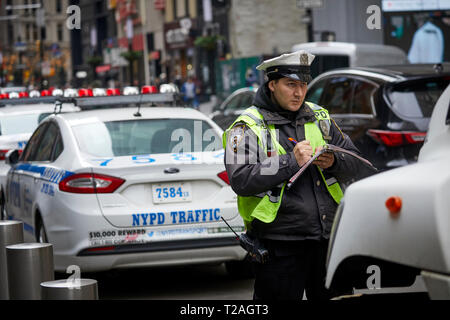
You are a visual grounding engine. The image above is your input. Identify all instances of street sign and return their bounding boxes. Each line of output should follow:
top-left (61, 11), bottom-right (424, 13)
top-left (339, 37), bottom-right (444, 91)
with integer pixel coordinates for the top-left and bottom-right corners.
top-left (296, 0), bottom-right (324, 9)
top-left (14, 42), bottom-right (27, 52)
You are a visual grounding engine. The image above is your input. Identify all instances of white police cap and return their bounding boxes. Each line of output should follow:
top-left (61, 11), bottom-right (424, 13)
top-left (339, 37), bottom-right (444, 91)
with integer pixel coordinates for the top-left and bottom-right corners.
top-left (256, 50), bottom-right (315, 83)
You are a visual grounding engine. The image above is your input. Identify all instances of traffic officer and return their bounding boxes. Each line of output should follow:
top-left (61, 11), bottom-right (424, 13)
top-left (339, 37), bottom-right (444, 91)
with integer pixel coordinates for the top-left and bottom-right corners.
top-left (223, 50), bottom-right (372, 300)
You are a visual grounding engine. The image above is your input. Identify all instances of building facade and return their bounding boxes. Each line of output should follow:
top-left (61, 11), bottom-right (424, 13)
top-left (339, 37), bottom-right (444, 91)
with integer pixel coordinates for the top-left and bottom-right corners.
top-left (228, 0), bottom-right (308, 58)
top-left (0, 0), bottom-right (72, 88)
top-left (70, 0), bottom-right (117, 88)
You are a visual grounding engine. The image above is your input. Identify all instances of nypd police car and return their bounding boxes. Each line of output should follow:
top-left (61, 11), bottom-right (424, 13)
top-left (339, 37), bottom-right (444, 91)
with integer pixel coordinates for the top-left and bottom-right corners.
top-left (0, 101), bottom-right (80, 219)
top-left (326, 85), bottom-right (450, 299)
top-left (3, 104), bottom-right (247, 273)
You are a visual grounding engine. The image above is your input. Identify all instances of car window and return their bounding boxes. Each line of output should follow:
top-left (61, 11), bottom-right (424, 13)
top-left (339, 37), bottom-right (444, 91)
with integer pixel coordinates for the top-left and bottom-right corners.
top-left (33, 123), bottom-right (59, 162)
top-left (320, 77), bottom-right (354, 114)
top-left (352, 80), bottom-right (377, 115)
top-left (223, 94), bottom-right (244, 111)
top-left (51, 134), bottom-right (64, 161)
top-left (306, 79), bottom-right (327, 105)
top-left (389, 78), bottom-right (450, 118)
top-left (240, 93), bottom-right (255, 109)
top-left (72, 119), bottom-right (222, 157)
top-left (21, 123), bottom-right (49, 162)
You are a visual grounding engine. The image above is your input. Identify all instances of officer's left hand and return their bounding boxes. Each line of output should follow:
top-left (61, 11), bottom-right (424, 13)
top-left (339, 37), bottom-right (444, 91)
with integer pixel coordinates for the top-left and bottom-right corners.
top-left (313, 146), bottom-right (335, 169)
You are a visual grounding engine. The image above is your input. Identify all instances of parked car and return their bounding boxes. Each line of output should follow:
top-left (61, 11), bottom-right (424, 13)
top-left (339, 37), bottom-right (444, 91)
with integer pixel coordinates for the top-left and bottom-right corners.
top-left (3, 105), bottom-right (247, 274)
top-left (210, 86), bottom-right (258, 130)
top-left (291, 42), bottom-right (408, 79)
top-left (325, 84), bottom-right (450, 300)
top-left (305, 63), bottom-right (450, 171)
top-left (0, 101), bottom-right (80, 219)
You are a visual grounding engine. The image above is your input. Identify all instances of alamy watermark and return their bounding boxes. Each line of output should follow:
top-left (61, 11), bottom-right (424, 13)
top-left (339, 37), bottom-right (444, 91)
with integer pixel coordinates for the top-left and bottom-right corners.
top-left (367, 5), bottom-right (382, 30)
top-left (366, 265), bottom-right (381, 290)
top-left (66, 5), bottom-right (81, 30)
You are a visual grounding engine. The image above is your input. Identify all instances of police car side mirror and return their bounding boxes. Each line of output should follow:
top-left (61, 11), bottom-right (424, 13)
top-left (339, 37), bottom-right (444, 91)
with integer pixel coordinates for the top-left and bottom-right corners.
top-left (5, 150), bottom-right (20, 166)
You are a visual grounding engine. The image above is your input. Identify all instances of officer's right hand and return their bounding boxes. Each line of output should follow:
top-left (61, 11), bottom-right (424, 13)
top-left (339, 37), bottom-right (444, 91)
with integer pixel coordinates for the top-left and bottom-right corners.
top-left (293, 140), bottom-right (313, 167)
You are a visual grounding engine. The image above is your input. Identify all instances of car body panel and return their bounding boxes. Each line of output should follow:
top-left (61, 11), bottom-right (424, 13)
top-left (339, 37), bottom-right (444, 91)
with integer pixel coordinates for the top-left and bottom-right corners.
top-left (326, 85), bottom-right (450, 299)
top-left (0, 103), bottom-right (80, 207)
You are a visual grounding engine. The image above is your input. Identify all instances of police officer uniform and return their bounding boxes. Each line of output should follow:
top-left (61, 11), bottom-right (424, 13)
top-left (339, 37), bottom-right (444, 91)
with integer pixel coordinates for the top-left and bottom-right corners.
top-left (223, 51), bottom-right (370, 300)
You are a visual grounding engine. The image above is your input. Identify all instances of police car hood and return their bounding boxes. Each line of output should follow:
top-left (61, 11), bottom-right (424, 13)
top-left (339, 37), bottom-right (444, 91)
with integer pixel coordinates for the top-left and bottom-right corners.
top-left (79, 151), bottom-right (239, 228)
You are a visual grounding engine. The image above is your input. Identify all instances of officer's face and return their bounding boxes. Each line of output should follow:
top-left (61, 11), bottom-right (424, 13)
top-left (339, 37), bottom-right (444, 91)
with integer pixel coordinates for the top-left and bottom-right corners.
top-left (269, 78), bottom-right (308, 112)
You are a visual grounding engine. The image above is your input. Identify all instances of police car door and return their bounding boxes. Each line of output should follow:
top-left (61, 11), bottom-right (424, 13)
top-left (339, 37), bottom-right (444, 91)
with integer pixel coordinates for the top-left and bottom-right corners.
top-left (21, 122), bottom-right (61, 240)
top-left (7, 122), bottom-right (49, 234)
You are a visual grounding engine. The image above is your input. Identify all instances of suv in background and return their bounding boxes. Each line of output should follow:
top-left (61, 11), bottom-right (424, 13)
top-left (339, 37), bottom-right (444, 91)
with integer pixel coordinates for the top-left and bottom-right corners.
top-left (325, 84), bottom-right (450, 300)
top-left (305, 63), bottom-right (450, 171)
top-left (291, 42), bottom-right (408, 79)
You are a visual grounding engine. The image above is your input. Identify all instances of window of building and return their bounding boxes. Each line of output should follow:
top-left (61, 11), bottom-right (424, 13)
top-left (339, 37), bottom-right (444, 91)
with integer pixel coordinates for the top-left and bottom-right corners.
top-left (57, 24), bottom-right (64, 42)
top-left (56, 0), bottom-right (63, 13)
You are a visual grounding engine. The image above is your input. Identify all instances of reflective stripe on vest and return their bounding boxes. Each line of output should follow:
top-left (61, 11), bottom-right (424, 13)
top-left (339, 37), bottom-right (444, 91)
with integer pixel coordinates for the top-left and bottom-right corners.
top-left (223, 103), bottom-right (343, 226)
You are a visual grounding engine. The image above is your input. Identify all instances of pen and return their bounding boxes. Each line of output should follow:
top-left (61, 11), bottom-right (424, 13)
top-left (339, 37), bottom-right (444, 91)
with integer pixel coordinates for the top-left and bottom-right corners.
top-left (288, 138), bottom-right (298, 145)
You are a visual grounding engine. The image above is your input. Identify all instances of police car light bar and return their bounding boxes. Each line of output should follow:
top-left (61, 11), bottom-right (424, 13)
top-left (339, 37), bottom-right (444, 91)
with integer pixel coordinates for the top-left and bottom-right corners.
top-left (0, 93), bottom-right (180, 109)
top-left (0, 96), bottom-right (69, 107)
top-left (75, 93), bottom-right (180, 110)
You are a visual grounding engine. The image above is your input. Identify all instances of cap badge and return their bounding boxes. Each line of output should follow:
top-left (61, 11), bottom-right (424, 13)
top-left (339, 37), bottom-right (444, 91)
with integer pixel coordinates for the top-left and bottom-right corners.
top-left (300, 53), bottom-right (309, 66)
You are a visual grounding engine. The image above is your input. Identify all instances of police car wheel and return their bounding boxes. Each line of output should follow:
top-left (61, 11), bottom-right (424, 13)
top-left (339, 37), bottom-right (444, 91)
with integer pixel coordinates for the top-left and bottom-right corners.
top-left (0, 190), bottom-right (5, 220)
top-left (225, 258), bottom-right (255, 279)
top-left (36, 216), bottom-right (48, 243)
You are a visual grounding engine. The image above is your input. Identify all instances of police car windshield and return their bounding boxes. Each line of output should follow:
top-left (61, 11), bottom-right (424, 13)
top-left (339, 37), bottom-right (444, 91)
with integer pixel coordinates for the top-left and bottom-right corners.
top-left (388, 78), bottom-right (450, 118)
top-left (72, 119), bottom-right (222, 157)
top-left (0, 113), bottom-right (52, 136)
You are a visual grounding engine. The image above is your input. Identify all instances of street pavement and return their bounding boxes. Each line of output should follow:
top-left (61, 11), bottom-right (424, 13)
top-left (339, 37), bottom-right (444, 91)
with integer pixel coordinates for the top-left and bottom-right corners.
top-left (71, 263), bottom-right (254, 300)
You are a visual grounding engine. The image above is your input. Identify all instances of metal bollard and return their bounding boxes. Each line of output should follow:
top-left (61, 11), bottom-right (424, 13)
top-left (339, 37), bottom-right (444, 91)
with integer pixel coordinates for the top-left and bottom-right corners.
top-left (0, 221), bottom-right (24, 300)
top-left (6, 243), bottom-right (54, 300)
top-left (41, 279), bottom-right (99, 300)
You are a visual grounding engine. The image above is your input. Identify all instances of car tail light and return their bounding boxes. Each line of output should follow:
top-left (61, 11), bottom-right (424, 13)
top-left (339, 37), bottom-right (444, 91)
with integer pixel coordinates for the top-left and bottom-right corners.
top-left (141, 85), bottom-right (158, 94)
top-left (106, 88), bottom-right (121, 96)
top-left (217, 171), bottom-right (230, 185)
top-left (0, 150), bottom-right (9, 161)
top-left (367, 130), bottom-right (427, 147)
top-left (59, 173), bottom-right (125, 194)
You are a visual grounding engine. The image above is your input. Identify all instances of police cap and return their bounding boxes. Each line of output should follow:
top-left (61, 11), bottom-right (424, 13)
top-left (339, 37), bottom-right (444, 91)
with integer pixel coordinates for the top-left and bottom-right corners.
top-left (256, 50), bottom-right (315, 83)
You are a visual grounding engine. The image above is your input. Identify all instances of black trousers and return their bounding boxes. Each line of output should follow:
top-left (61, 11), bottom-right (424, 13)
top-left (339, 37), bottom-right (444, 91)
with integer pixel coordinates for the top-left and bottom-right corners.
top-left (252, 239), bottom-right (339, 300)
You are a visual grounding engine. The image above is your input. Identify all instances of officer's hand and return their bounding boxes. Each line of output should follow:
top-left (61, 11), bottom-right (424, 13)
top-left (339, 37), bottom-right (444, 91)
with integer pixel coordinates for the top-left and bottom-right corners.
top-left (313, 146), bottom-right (335, 169)
top-left (293, 140), bottom-right (313, 167)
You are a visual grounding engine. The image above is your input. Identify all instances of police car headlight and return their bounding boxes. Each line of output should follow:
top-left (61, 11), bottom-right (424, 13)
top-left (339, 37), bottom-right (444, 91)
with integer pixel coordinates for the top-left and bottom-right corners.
top-left (326, 199), bottom-right (345, 268)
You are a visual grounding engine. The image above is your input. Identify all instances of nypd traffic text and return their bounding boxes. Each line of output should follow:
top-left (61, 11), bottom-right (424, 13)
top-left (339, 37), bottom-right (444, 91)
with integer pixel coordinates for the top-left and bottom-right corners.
top-left (132, 208), bottom-right (221, 226)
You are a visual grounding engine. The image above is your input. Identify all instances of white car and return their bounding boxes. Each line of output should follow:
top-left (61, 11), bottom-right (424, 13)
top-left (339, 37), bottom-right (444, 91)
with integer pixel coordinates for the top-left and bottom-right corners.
top-left (4, 106), bottom-right (247, 273)
top-left (0, 102), bottom-right (80, 218)
top-left (326, 85), bottom-right (450, 299)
